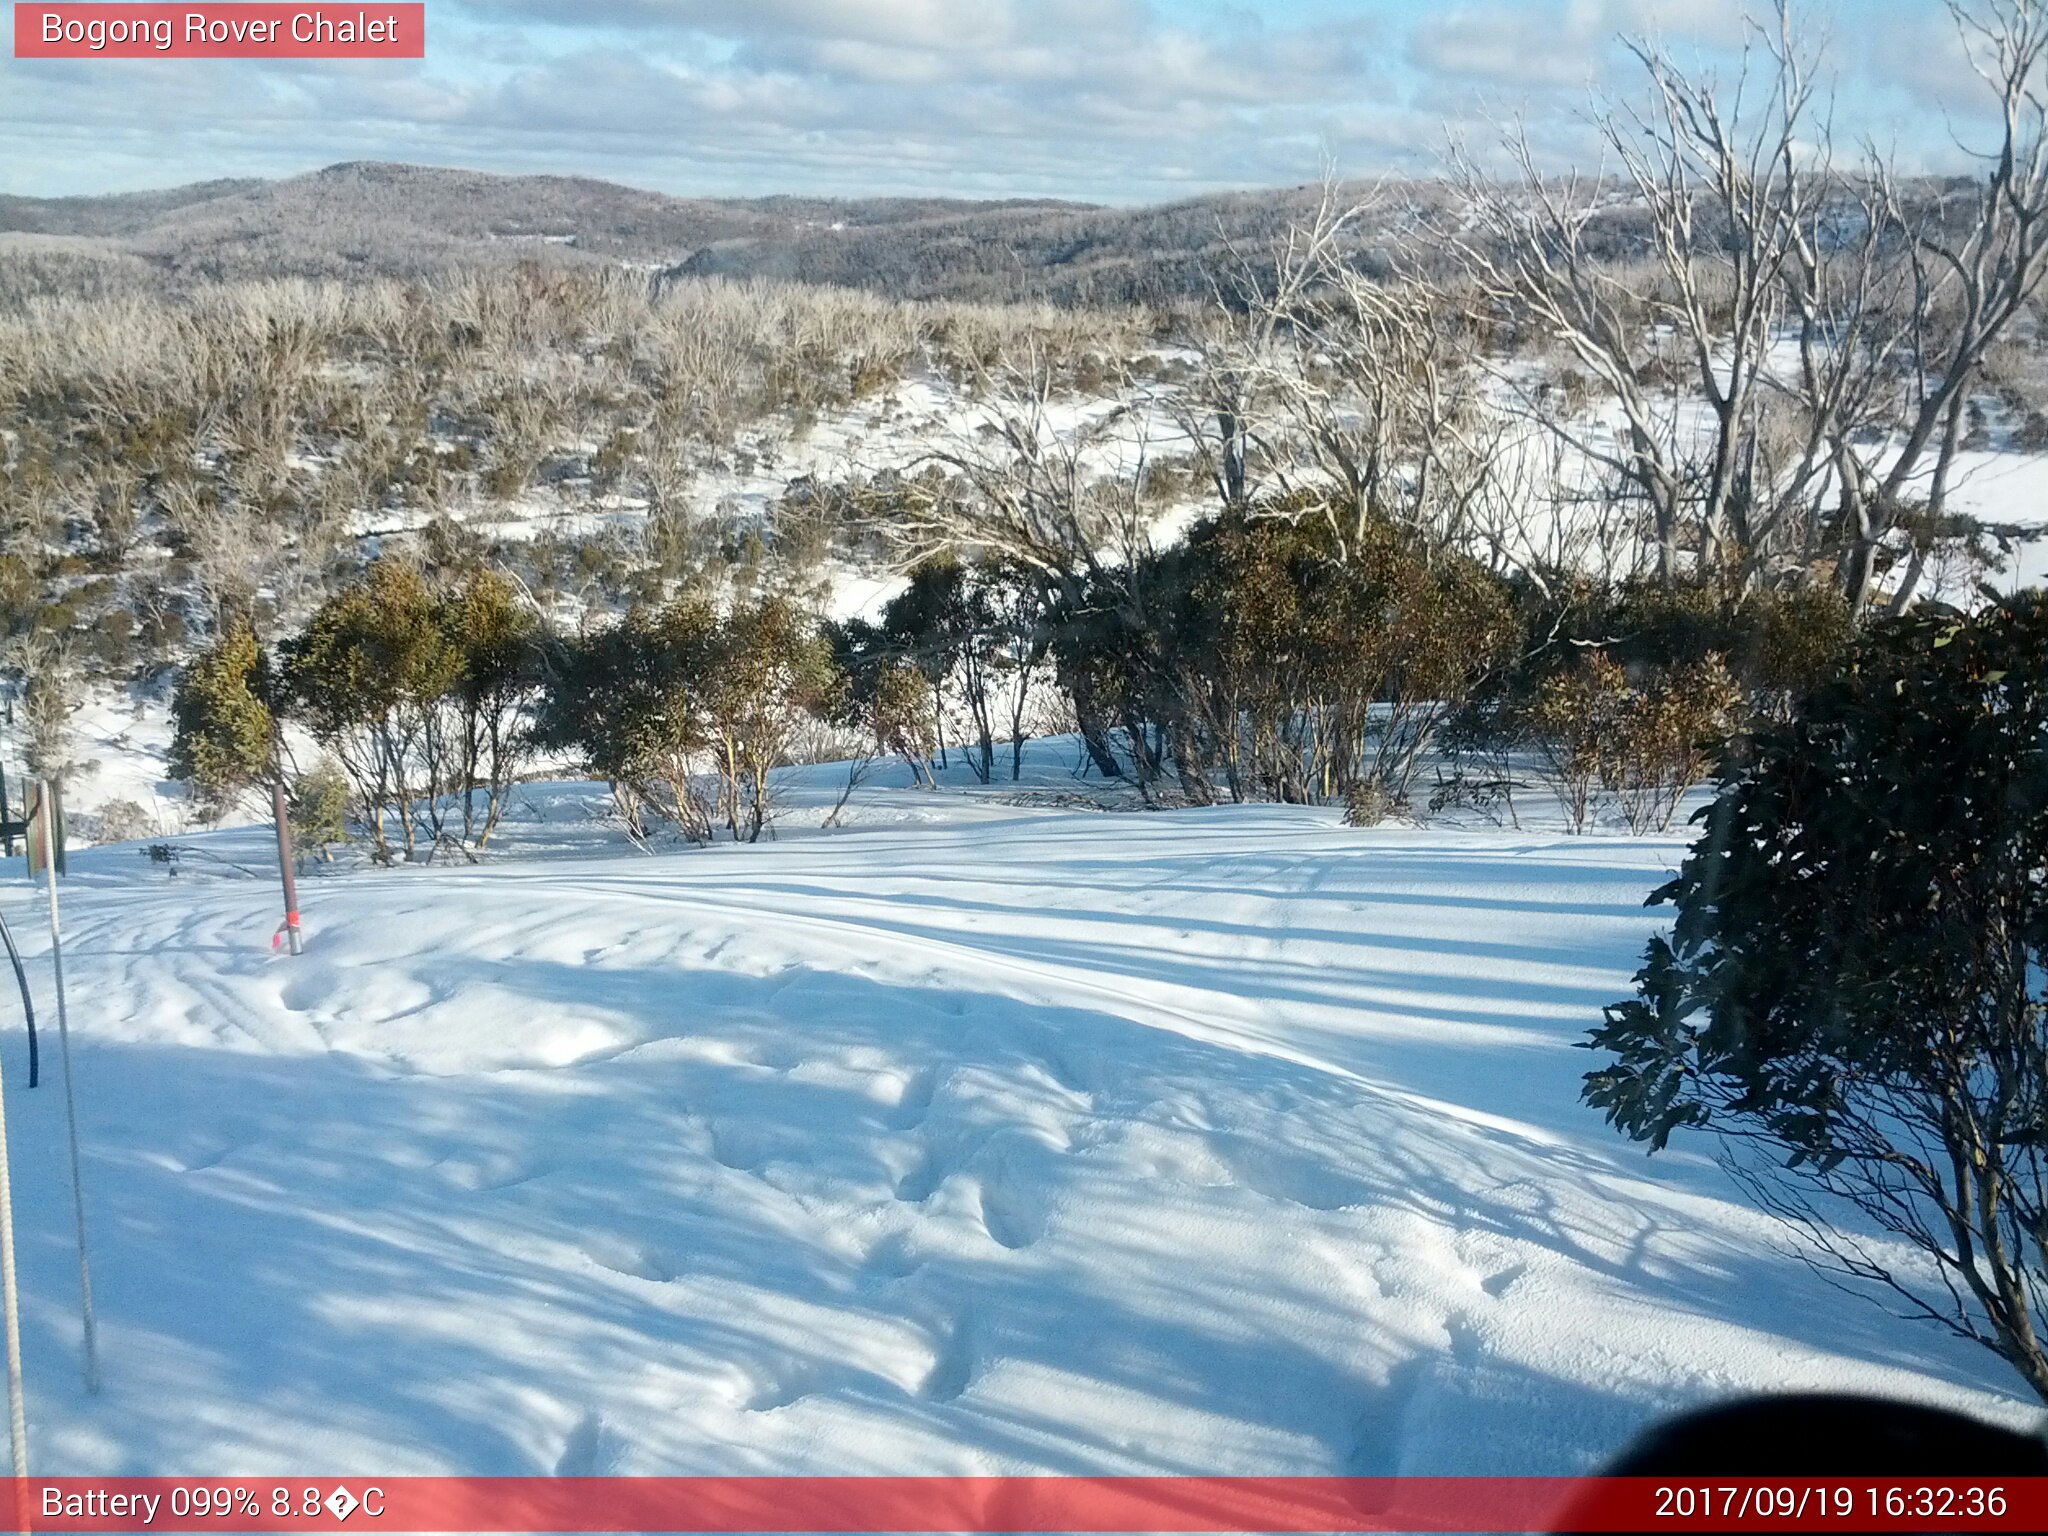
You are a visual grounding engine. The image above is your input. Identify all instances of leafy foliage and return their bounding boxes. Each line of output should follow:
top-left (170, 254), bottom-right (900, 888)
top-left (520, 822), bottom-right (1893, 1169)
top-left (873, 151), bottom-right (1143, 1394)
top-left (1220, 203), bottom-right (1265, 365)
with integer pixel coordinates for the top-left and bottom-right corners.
top-left (1049, 504), bottom-right (1518, 808)
top-left (281, 559), bottom-right (539, 861)
top-left (287, 760), bottom-right (351, 864)
top-left (1584, 596), bottom-right (2048, 1399)
top-left (535, 603), bottom-right (714, 842)
top-left (439, 567), bottom-right (545, 846)
top-left (537, 594), bottom-right (839, 844)
top-left (167, 621), bottom-right (274, 818)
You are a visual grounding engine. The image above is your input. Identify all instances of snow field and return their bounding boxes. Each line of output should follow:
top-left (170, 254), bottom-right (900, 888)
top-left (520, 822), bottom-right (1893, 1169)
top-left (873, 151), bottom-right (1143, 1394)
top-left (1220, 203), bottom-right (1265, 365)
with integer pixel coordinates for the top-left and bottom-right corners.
top-left (0, 777), bottom-right (2033, 1478)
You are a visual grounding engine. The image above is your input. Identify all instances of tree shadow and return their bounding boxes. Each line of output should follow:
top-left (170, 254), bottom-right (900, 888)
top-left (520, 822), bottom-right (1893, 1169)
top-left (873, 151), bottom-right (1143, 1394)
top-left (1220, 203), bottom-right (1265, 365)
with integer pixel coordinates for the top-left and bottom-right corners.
top-left (0, 939), bottom-right (2022, 1478)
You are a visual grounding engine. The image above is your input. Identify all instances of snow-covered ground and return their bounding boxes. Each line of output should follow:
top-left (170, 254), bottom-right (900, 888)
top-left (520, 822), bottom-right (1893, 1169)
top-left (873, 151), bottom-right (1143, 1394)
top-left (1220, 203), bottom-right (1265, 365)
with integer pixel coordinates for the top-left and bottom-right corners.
top-left (49, 688), bottom-right (182, 840)
top-left (0, 756), bottom-right (2031, 1477)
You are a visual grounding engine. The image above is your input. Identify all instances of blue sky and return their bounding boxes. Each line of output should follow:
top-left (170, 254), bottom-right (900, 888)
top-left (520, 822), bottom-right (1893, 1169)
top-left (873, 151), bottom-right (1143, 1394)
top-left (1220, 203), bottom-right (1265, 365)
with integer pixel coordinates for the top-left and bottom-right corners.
top-left (0, 0), bottom-right (2004, 202)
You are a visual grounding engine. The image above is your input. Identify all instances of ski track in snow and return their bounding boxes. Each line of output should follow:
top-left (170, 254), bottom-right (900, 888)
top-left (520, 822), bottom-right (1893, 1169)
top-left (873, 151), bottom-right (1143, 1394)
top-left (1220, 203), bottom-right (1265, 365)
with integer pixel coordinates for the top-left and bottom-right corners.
top-left (0, 782), bottom-right (2034, 1477)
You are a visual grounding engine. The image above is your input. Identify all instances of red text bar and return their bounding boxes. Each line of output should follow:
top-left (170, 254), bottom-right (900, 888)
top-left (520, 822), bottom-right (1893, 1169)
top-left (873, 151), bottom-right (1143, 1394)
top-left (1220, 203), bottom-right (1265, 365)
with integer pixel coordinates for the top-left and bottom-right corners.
top-left (13, 5), bottom-right (424, 58)
top-left (9, 1476), bottom-right (2048, 1533)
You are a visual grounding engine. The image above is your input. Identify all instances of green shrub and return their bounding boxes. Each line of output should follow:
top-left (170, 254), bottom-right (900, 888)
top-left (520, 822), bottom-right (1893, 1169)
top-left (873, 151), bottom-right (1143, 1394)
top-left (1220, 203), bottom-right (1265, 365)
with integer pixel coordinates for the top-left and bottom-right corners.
top-left (1586, 595), bottom-right (2048, 1402)
top-left (287, 760), bottom-right (351, 864)
top-left (167, 622), bottom-right (275, 818)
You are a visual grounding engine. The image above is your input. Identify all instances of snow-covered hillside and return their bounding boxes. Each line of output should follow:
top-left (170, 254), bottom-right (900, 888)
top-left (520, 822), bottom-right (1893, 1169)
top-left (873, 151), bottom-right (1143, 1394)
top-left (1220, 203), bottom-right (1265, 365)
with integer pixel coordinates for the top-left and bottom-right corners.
top-left (0, 765), bottom-right (2030, 1477)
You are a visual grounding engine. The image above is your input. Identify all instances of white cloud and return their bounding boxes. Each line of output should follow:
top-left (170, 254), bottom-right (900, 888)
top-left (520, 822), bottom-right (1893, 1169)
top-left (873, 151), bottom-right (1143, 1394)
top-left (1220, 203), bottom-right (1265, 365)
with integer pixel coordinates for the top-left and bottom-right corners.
top-left (1409, 0), bottom-right (1752, 92)
top-left (0, 0), bottom-right (2018, 202)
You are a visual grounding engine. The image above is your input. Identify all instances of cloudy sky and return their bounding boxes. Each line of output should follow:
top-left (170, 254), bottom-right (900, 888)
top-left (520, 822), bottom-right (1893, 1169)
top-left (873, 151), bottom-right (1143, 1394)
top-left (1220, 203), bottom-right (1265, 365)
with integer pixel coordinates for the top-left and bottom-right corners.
top-left (0, 0), bottom-right (2010, 203)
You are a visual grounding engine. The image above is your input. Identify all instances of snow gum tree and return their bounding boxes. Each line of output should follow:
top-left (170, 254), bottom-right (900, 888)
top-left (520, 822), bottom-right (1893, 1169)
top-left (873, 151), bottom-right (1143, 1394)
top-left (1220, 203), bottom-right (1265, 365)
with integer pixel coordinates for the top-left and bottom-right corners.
top-left (825, 618), bottom-right (940, 787)
top-left (286, 760), bottom-right (351, 865)
top-left (240, 559), bottom-right (548, 861)
top-left (284, 559), bottom-right (460, 861)
top-left (534, 604), bottom-right (717, 844)
top-left (537, 595), bottom-right (840, 845)
top-left (167, 620), bottom-right (276, 820)
top-left (873, 557), bottom-right (1049, 786)
top-left (1108, 504), bottom-right (1518, 808)
top-left (439, 567), bottom-right (544, 847)
top-left (698, 596), bottom-right (841, 842)
top-left (1447, 0), bottom-right (2048, 608)
top-left (1002, 497), bottom-right (1525, 809)
top-left (1585, 595), bottom-right (2048, 1401)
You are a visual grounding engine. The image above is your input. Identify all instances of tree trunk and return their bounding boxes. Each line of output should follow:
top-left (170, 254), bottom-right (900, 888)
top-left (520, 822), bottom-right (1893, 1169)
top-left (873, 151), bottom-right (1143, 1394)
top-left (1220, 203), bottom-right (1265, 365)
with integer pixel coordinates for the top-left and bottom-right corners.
top-left (1066, 673), bottom-right (1123, 779)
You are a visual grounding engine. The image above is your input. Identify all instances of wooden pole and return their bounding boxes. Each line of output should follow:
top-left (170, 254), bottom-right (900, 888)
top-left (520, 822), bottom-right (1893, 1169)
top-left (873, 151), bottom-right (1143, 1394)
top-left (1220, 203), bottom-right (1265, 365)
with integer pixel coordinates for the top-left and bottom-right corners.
top-left (0, 697), bottom-right (14, 859)
top-left (271, 749), bottom-right (302, 957)
top-left (270, 724), bottom-right (301, 962)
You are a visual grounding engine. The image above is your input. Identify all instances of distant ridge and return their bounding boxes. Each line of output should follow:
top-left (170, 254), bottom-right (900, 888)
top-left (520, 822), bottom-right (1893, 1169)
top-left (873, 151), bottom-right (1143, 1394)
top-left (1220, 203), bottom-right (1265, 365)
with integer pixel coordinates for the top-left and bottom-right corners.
top-left (0, 160), bottom-right (1402, 305)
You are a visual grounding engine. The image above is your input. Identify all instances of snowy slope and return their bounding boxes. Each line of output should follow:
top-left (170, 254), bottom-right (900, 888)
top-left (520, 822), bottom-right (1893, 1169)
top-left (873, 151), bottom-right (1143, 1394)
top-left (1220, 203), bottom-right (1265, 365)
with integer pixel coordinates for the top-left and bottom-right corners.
top-left (0, 777), bottom-right (2033, 1477)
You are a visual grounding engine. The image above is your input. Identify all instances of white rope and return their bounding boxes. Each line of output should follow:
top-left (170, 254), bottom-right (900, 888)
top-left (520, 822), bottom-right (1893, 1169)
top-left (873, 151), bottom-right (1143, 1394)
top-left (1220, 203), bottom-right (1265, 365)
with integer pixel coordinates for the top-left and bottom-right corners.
top-left (38, 785), bottom-right (98, 1394)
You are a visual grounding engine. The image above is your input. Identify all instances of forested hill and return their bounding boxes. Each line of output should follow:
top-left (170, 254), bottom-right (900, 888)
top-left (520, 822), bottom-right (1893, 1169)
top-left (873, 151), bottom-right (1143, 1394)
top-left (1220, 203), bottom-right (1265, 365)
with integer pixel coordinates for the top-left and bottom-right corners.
top-left (668, 184), bottom-right (1425, 305)
top-left (0, 161), bottom-right (1413, 303)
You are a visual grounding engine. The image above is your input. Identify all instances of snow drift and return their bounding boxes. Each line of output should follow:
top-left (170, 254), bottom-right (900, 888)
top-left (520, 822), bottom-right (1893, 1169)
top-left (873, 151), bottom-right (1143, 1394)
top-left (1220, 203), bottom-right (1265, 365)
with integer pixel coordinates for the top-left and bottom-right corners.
top-left (0, 770), bottom-right (2030, 1476)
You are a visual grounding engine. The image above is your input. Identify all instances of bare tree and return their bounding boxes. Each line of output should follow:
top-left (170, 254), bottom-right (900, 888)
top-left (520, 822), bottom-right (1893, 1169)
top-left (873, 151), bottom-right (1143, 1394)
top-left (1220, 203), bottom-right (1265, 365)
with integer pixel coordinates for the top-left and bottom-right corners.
top-left (1800, 1), bottom-right (2048, 610)
top-left (1171, 180), bottom-right (1352, 511)
top-left (1173, 178), bottom-right (1508, 566)
top-left (1449, 4), bottom-right (1822, 588)
top-left (1447, 0), bottom-right (2048, 607)
top-left (159, 478), bottom-right (283, 632)
top-left (3, 630), bottom-right (79, 781)
top-left (879, 348), bottom-right (1158, 589)
top-left (864, 350), bottom-right (1164, 779)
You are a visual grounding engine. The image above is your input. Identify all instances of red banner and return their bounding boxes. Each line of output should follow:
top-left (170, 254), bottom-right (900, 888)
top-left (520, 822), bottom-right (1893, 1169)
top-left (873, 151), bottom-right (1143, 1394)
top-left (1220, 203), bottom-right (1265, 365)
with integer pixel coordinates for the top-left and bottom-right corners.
top-left (13, 5), bottom-right (424, 58)
top-left (8, 1476), bottom-right (2048, 1533)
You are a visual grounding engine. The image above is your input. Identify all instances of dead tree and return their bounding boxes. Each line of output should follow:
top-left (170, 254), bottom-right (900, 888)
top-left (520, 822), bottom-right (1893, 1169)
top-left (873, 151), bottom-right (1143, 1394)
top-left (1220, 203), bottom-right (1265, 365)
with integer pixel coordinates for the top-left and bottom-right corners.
top-left (1800, 1), bottom-right (2048, 611)
top-left (1449, 3), bottom-right (1821, 589)
top-left (871, 350), bottom-right (1160, 780)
